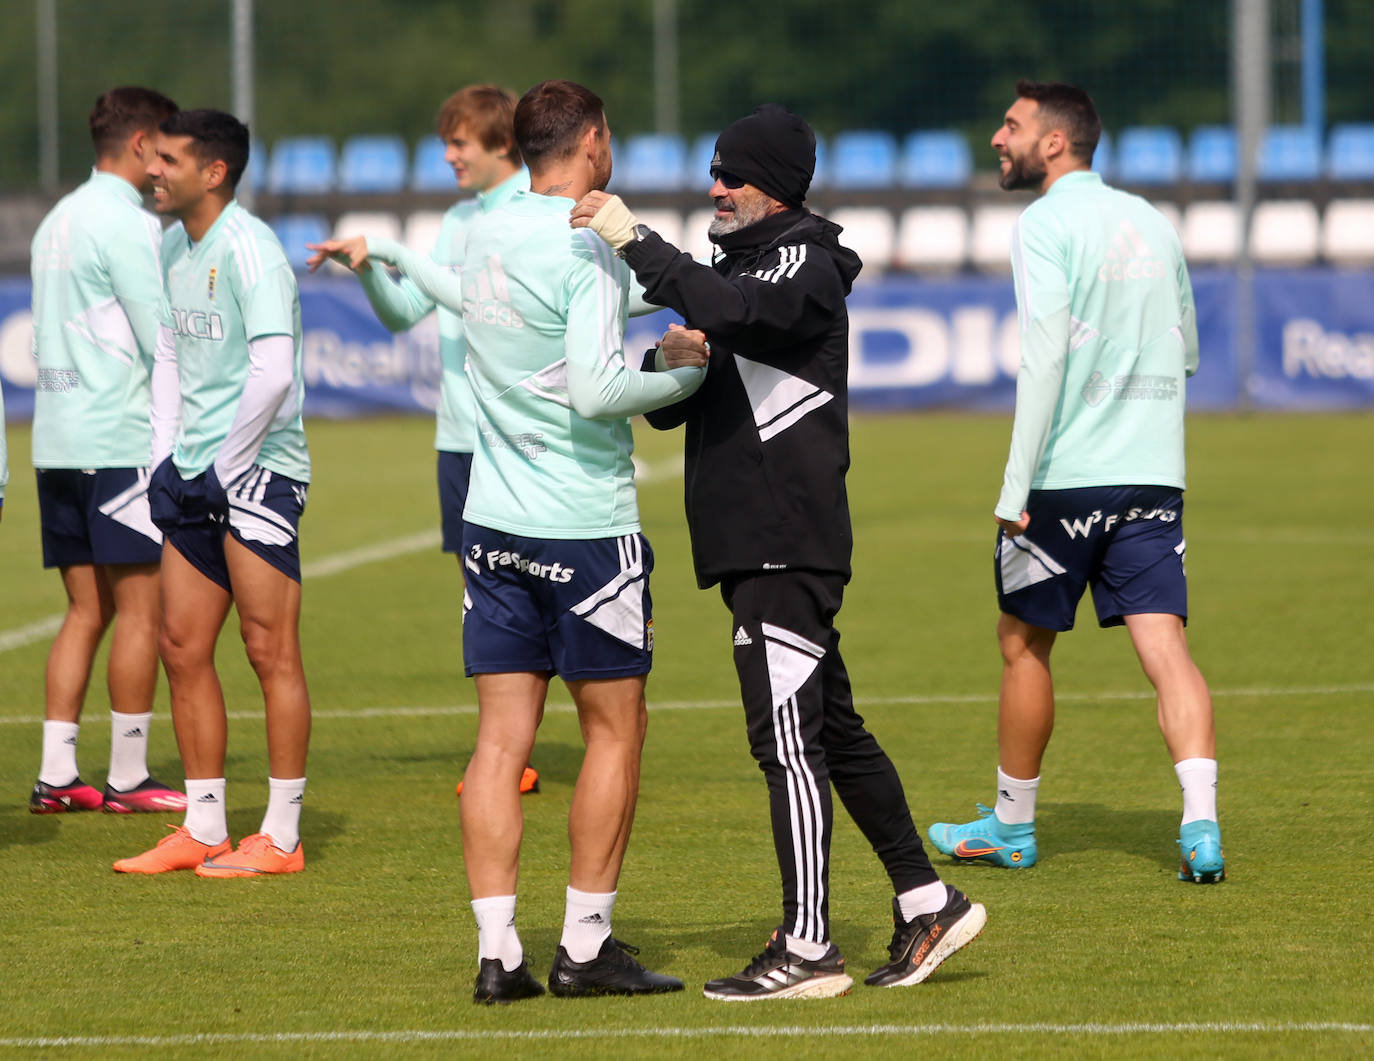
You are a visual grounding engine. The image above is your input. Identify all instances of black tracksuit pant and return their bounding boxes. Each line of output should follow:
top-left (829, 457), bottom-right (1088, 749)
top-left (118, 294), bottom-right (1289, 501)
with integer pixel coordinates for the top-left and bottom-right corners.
top-left (720, 570), bottom-right (939, 944)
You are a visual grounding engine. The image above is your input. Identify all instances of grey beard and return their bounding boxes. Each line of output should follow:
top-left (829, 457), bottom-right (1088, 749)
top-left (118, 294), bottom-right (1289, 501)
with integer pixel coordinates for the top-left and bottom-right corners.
top-left (708, 196), bottom-right (774, 239)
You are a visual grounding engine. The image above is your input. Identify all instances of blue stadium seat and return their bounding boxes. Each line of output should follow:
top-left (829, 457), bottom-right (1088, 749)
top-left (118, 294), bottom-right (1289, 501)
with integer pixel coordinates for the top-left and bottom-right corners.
top-left (1259, 125), bottom-right (1322, 181)
top-left (619, 133), bottom-right (688, 191)
top-left (411, 138), bottom-right (454, 192)
top-left (338, 135), bottom-right (408, 193)
top-left (240, 140), bottom-right (267, 196)
top-left (267, 137), bottom-right (336, 194)
top-left (687, 132), bottom-right (719, 188)
top-left (269, 213), bottom-right (331, 271)
top-left (899, 131), bottom-right (972, 189)
top-left (830, 131), bottom-right (898, 189)
top-left (1188, 126), bottom-right (1236, 182)
top-left (811, 136), bottom-right (829, 190)
top-left (1327, 123), bottom-right (1374, 180)
top-left (1091, 131), bottom-right (1113, 179)
top-left (1115, 126), bottom-right (1184, 184)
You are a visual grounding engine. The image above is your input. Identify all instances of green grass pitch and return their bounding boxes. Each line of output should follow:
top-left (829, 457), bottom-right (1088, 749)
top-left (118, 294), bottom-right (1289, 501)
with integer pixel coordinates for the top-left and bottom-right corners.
top-left (0, 411), bottom-right (1371, 1059)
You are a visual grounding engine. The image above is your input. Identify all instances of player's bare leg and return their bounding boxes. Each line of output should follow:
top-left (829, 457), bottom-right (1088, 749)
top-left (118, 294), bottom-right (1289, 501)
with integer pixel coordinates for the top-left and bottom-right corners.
top-left (565, 676), bottom-right (647, 892)
top-left (105, 563), bottom-right (162, 717)
top-left (158, 541), bottom-right (232, 778)
top-left (225, 535), bottom-right (311, 779)
top-left (462, 672), bottom-right (548, 898)
top-left (1124, 611), bottom-right (1223, 881)
top-left (1123, 612), bottom-right (1215, 761)
top-left (45, 565), bottom-right (114, 725)
top-left (996, 613), bottom-right (1058, 778)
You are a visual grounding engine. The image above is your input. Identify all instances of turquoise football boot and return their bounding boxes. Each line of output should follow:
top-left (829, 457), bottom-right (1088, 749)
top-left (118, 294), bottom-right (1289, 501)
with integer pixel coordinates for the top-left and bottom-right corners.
top-left (928, 804), bottom-right (1037, 869)
top-left (1178, 819), bottom-right (1226, 883)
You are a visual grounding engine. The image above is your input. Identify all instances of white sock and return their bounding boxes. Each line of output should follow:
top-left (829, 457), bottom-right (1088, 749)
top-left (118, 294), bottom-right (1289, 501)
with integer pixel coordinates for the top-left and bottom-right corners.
top-left (39, 721), bottom-right (81, 787)
top-left (994, 766), bottom-right (1040, 826)
top-left (260, 777), bottom-right (306, 852)
top-left (896, 880), bottom-right (949, 922)
top-left (472, 895), bottom-right (523, 971)
top-left (785, 934), bottom-right (830, 960)
top-left (560, 886), bottom-right (615, 962)
top-left (184, 778), bottom-right (228, 845)
top-left (1175, 757), bottom-right (1218, 825)
top-left (106, 711), bottom-right (152, 791)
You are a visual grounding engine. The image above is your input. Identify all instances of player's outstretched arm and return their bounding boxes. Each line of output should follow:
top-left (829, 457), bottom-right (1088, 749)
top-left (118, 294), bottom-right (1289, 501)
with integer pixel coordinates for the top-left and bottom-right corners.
top-left (359, 237), bottom-right (464, 315)
top-left (307, 235), bottom-right (435, 333)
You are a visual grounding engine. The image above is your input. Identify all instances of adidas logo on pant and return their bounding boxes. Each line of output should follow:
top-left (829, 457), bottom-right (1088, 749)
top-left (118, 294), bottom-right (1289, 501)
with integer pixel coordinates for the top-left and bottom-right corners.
top-left (734, 626), bottom-right (753, 646)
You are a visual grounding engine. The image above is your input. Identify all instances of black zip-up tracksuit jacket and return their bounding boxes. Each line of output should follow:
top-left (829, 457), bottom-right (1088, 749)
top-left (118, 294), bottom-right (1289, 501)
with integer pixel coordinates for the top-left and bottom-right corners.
top-left (624, 208), bottom-right (863, 589)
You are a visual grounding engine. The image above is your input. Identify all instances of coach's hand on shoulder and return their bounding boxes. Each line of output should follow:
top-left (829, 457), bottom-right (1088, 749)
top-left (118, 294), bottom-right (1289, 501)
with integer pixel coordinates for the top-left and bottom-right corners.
top-left (305, 236), bottom-right (372, 274)
top-left (656, 323), bottom-right (710, 369)
top-left (570, 192), bottom-right (639, 250)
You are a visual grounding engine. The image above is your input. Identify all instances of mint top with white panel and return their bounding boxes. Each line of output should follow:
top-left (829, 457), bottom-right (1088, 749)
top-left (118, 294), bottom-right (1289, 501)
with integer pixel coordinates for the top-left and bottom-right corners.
top-left (161, 201), bottom-right (310, 482)
top-left (367, 191), bottom-right (704, 539)
top-left (29, 171), bottom-right (171, 468)
top-left (997, 170), bottom-right (1198, 520)
top-left (358, 168), bottom-right (528, 453)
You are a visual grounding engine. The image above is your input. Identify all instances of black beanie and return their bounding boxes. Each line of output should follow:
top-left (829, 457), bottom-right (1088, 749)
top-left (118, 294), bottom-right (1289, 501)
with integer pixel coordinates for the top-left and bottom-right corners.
top-left (711, 103), bottom-right (815, 208)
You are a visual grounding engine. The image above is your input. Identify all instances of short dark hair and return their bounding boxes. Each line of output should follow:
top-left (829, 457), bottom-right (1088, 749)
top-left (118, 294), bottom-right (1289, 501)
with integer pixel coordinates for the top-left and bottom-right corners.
top-left (438, 84), bottom-right (521, 165)
top-left (513, 80), bottom-right (605, 170)
top-left (160, 108), bottom-right (251, 190)
top-left (1015, 79), bottom-right (1101, 164)
top-left (89, 86), bottom-right (178, 157)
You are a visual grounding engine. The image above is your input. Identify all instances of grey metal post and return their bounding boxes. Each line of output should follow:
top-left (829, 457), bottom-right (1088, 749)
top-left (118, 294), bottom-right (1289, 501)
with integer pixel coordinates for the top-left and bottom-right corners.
top-left (1233, 0), bottom-right (1269, 409)
top-left (232, 0), bottom-right (256, 209)
top-left (37, 0), bottom-right (58, 192)
top-left (653, 0), bottom-right (680, 134)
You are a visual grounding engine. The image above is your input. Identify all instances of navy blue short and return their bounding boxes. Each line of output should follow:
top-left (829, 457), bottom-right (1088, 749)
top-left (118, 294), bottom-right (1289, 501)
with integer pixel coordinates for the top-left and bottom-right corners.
top-left (151, 460), bottom-right (308, 592)
top-left (37, 467), bottom-right (162, 569)
top-left (461, 522), bottom-right (654, 680)
top-left (437, 450), bottom-right (473, 554)
top-left (995, 485), bottom-right (1188, 631)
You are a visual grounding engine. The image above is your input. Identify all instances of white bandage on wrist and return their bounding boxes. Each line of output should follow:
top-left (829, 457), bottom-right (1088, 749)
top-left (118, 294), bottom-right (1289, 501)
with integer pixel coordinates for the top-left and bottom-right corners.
top-left (588, 195), bottom-right (640, 250)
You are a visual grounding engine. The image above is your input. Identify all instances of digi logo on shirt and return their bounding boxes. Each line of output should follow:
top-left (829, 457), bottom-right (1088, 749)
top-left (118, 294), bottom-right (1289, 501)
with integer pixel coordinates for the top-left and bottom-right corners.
top-left (170, 307), bottom-right (225, 341)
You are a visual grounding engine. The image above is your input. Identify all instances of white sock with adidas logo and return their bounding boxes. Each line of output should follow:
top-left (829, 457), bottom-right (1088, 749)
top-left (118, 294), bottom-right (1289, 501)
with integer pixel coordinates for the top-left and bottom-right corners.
top-left (262, 777), bottom-right (306, 852)
top-left (184, 778), bottom-right (228, 845)
top-left (39, 720), bottom-right (80, 787)
top-left (561, 886), bottom-right (615, 962)
top-left (472, 895), bottom-right (524, 971)
top-left (106, 711), bottom-right (152, 792)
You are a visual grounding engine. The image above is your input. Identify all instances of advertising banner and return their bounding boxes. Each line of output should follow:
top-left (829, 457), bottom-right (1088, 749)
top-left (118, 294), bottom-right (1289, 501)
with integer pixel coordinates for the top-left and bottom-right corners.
top-left (1, 270), bottom-right (1370, 422)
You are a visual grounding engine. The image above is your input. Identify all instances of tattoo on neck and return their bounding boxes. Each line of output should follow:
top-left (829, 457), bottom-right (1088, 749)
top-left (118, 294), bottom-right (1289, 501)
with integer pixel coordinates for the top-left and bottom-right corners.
top-left (540, 180), bottom-right (572, 196)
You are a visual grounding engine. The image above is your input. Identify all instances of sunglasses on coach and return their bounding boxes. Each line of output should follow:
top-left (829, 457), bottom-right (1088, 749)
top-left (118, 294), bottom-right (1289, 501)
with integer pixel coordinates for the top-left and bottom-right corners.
top-left (710, 168), bottom-right (748, 189)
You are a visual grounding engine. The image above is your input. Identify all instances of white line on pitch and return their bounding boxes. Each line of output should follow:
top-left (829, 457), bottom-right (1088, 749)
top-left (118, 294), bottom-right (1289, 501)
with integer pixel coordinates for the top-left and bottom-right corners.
top-left (0, 1020), bottom-right (1368, 1050)
top-left (1, 682), bottom-right (1369, 726)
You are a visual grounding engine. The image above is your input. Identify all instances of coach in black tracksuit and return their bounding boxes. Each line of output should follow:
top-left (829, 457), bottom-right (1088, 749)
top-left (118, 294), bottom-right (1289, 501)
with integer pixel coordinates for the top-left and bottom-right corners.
top-left (572, 104), bottom-right (986, 998)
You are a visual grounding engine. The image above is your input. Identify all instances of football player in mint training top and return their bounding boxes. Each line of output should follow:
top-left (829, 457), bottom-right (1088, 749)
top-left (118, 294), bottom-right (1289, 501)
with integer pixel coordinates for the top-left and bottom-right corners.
top-left (927, 80), bottom-right (1224, 884)
top-left (28, 86), bottom-right (186, 816)
top-left (114, 109), bottom-right (314, 879)
top-left (306, 84), bottom-right (540, 800)
top-left (323, 79), bottom-right (707, 1004)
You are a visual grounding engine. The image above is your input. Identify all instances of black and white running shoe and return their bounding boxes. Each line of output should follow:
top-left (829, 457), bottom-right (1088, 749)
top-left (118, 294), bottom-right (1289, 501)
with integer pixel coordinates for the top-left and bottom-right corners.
top-left (703, 928), bottom-right (853, 1001)
top-left (864, 887), bottom-right (987, 988)
top-left (548, 937), bottom-right (684, 997)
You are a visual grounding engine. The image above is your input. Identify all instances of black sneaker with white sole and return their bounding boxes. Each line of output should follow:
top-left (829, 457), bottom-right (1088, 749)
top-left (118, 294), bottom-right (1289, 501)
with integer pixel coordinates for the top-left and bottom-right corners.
top-left (547, 936), bottom-right (683, 997)
top-left (864, 886), bottom-right (987, 988)
top-left (703, 928), bottom-right (854, 1001)
top-left (473, 957), bottom-right (546, 1004)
